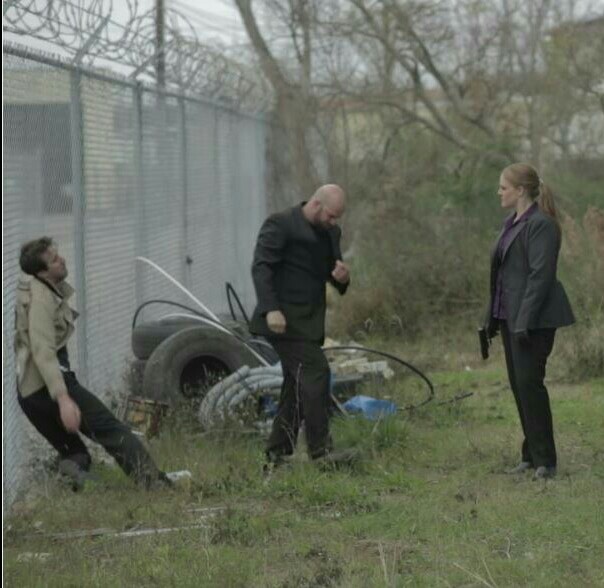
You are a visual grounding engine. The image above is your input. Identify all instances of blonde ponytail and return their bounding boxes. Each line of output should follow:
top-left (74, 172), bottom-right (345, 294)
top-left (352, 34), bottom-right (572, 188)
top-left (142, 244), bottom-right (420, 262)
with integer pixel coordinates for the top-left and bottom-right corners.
top-left (537, 182), bottom-right (560, 224)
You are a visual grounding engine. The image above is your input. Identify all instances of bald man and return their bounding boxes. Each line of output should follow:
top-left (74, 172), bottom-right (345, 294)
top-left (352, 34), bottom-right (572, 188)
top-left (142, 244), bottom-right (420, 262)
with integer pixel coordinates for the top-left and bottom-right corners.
top-left (250, 185), bottom-right (351, 470)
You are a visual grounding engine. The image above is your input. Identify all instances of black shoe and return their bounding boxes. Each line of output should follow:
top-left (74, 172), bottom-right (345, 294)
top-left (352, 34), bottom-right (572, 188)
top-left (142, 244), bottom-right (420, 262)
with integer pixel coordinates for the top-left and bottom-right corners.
top-left (506, 461), bottom-right (533, 475)
top-left (262, 452), bottom-right (292, 480)
top-left (58, 459), bottom-right (95, 492)
top-left (67, 452), bottom-right (92, 472)
top-left (314, 448), bottom-right (360, 470)
top-left (265, 451), bottom-right (291, 466)
top-left (533, 466), bottom-right (556, 480)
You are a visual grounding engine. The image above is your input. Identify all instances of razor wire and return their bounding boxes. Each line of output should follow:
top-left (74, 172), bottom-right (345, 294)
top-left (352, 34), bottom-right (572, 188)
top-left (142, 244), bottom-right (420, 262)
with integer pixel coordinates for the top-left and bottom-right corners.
top-left (3, 0), bottom-right (271, 113)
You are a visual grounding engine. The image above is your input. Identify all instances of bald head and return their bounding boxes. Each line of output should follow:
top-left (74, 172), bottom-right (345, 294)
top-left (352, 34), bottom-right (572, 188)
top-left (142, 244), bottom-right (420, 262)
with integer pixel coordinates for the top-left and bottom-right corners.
top-left (302, 184), bottom-right (346, 229)
top-left (312, 184), bottom-right (346, 215)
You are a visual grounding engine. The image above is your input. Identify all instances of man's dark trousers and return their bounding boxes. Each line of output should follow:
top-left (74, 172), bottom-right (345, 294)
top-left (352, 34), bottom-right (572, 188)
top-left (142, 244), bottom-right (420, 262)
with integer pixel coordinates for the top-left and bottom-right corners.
top-left (500, 321), bottom-right (557, 468)
top-left (266, 338), bottom-right (332, 460)
top-left (18, 371), bottom-right (160, 485)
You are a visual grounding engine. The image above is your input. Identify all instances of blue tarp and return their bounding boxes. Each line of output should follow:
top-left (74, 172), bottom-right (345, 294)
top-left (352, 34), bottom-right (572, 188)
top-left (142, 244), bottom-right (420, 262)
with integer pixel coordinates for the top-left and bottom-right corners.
top-left (342, 395), bottom-right (397, 420)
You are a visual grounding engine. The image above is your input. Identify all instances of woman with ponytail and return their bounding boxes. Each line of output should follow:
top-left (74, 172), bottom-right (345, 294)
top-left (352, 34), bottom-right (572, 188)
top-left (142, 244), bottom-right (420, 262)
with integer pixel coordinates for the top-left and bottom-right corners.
top-left (483, 163), bottom-right (575, 479)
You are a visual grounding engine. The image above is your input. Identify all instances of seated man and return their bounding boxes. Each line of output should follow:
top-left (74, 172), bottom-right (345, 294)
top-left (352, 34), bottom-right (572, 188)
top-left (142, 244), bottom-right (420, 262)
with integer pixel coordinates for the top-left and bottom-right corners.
top-left (14, 236), bottom-right (170, 490)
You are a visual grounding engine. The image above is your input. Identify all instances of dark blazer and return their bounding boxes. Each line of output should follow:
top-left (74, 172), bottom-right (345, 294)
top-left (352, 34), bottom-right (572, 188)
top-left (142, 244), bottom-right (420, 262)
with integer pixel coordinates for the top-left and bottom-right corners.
top-left (250, 204), bottom-right (349, 342)
top-left (484, 208), bottom-right (575, 336)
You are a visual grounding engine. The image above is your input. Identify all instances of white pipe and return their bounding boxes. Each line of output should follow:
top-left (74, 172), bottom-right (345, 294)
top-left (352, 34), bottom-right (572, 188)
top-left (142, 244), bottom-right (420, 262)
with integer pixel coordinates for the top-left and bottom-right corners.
top-left (134, 258), bottom-right (270, 367)
top-left (136, 257), bottom-right (222, 324)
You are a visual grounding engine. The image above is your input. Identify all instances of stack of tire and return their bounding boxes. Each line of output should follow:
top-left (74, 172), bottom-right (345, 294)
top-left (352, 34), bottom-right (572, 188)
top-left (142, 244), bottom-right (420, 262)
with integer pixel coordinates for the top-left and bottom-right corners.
top-left (131, 315), bottom-right (275, 405)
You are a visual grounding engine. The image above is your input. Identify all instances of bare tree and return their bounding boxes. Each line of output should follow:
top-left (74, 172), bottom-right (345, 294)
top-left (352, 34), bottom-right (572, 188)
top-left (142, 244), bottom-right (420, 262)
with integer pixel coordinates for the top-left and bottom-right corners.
top-left (325, 0), bottom-right (511, 163)
top-left (317, 0), bottom-right (602, 167)
top-left (233, 0), bottom-right (323, 197)
top-left (230, 0), bottom-right (603, 188)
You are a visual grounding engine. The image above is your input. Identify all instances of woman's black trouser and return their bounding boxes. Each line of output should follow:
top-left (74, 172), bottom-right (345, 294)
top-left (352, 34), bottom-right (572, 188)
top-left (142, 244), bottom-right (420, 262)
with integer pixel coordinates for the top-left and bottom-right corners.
top-left (266, 338), bottom-right (332, 460)
top-left (18, 371), bottom-right (162, 486)
top-left (500, 321), bottom-right (557, 468)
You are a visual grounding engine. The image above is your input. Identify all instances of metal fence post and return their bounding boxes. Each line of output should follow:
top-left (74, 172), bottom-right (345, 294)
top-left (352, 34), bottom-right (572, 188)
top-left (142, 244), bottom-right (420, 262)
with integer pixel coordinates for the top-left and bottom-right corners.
top-left (133, 82), bottom-right (145, 307)
top-left (70, 69), bottom-right (88, 383)
top-left (178, 97), bottom-right (191, 287)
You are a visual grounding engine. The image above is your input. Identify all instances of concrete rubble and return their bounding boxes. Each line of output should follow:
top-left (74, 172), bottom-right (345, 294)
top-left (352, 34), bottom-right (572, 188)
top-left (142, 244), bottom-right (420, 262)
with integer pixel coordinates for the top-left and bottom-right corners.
top-left (323, 339), bottom-right (395, 380)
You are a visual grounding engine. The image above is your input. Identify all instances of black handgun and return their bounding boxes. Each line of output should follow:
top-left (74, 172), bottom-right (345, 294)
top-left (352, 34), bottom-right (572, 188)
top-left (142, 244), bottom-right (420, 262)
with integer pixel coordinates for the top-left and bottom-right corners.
top-left (478, 327), bottom-right (490, 360)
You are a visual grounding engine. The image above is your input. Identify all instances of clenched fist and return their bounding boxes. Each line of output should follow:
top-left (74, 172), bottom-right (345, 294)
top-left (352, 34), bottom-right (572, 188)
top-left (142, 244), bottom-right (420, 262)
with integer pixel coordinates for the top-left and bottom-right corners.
top-left (331, 260), bottom-right (350, 284)
top-left (266, 310), bottom-right (287, 334)
top-left (57, 392), bottom-right (81, 433)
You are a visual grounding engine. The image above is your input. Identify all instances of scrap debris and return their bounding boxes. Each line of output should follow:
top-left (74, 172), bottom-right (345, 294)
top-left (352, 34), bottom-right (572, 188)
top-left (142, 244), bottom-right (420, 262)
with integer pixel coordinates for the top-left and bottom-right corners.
top-left (323, 338), bottom-right (395, 380)
top-left (26, 507), bottom-right (226, 541)
top-left (16, 552), bottom-right (51, 563)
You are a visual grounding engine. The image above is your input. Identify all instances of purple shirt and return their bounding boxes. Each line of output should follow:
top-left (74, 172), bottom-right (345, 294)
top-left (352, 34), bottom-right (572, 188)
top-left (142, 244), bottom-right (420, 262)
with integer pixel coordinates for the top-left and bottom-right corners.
top-left (492, 203), bottom-right (538, 320)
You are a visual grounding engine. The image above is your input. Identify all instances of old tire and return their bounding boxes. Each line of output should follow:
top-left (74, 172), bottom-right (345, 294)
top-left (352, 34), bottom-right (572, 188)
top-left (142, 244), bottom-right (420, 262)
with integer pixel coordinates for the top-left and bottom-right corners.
top-left (132, 316), bottom-right (249, 360)
top-left (141, 326), bottom-right (263, 404)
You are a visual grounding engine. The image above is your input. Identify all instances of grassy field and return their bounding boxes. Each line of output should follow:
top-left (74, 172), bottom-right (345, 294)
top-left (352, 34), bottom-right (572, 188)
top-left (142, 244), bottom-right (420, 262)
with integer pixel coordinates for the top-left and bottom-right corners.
top-left (4, 348), bottom-right (604, 587)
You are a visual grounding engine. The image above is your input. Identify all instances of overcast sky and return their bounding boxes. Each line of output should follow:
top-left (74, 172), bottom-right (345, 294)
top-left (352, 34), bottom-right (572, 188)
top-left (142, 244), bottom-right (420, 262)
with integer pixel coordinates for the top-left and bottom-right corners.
top-left (5, 0), bottom-right (604, 72)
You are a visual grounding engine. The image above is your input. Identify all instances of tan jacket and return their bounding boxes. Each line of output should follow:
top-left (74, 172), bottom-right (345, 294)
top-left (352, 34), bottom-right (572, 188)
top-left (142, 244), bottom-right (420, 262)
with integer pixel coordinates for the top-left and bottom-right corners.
top-left (14, 274), bottom-right (78, 399)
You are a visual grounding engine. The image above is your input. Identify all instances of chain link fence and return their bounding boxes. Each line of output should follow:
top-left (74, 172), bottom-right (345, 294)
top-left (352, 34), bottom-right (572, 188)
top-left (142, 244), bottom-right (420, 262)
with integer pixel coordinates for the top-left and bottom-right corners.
top-left (2, 44), bottom-right (268, 509)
